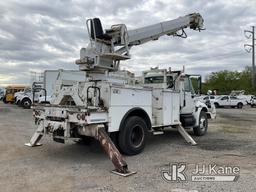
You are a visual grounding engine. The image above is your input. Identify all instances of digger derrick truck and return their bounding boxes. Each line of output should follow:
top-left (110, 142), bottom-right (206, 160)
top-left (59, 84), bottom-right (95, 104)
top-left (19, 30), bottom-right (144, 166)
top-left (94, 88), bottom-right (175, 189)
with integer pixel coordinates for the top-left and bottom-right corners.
top-left (26, 13), bottom-right (205, 176)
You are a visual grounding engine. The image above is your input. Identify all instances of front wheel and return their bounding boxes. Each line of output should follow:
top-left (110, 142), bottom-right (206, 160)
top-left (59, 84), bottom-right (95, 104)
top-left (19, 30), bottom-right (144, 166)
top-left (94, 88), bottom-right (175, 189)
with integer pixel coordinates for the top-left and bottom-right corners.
top-left (193, 111), bottom-right (208, 136)
top-left (21, 98), bottom-right (32, 109)
top-left (118, 116), bottom-right (148, 155)
top-left (3, 97), bottom-right (7, 103)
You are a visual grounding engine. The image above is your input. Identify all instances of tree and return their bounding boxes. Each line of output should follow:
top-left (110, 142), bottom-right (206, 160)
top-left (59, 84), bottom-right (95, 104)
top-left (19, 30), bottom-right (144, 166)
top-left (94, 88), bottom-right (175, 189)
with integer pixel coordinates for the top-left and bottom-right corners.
top-left (202, 67), bottom-right (256, 95)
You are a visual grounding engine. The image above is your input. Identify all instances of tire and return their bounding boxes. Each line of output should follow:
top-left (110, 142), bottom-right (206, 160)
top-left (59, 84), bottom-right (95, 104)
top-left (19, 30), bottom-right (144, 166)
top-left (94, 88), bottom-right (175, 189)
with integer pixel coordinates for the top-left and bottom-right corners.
top-left (3, 97), bottom-right (7, 103)
top-left (118, 116), bottom-right (148, 155)
top-left (237, 103), bottom-right (243, 109)
top-left (214, 103), bottom-right (219, 108)
top-left (21, 98), bottom-right (32, 109)
top-left (193, 111), bottom-right (208, 136)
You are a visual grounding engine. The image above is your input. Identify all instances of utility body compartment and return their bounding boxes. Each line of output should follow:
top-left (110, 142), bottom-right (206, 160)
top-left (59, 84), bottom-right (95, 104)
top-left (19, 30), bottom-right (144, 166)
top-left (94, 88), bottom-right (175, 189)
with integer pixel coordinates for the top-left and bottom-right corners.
top-left (152, 89), bottom-right (180, 126)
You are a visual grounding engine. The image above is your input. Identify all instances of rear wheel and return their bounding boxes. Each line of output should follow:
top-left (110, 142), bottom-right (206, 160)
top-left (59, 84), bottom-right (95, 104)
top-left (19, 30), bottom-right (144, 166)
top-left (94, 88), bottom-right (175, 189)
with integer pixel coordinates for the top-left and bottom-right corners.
top-left (118, 116), bottom-right (148, 155)
top-left (214, 103), bottom-right (219, 108)
top-left (193, 111), bottom-right (208, 136)
top-left (237, 102), bottom-right (243, 109)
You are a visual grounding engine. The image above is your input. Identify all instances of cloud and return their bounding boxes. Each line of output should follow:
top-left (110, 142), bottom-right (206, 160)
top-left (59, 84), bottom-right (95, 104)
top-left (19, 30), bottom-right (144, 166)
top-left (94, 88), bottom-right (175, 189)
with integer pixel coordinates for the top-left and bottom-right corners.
top-left (0, 0), bottom-right (255, 85)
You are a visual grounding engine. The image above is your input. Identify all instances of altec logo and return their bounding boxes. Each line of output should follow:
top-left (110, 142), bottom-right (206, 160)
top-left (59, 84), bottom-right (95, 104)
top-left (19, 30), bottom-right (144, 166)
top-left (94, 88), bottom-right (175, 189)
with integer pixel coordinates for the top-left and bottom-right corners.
top-left (161, 163), bottom-right (187, 182)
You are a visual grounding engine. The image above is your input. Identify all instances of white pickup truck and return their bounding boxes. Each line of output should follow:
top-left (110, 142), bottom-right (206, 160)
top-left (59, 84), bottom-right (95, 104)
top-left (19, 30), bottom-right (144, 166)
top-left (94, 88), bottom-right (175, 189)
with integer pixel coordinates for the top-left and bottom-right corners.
top-left (214, 95), bottom-right (247, 109)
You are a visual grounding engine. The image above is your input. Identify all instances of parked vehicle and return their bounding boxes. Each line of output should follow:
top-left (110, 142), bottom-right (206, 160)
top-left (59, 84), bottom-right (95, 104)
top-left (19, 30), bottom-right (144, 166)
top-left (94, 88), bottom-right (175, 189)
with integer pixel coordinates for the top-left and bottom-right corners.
top-left (15, 88), bottom-right (32, 105)
top-left (214, 95), bottom-right (247, 108)
top-left (248, 96), bottom-right (256, 107)
top-left (0, 88), bottom-right (4, 100)
top-left (230, 90), bottom-right (252, 103)
top-left (18, 82), bottom-right (44, 109)
top-left (195, 95), bottom-right (220, 104)
top-left (3, 85), bottom-right (29, 103)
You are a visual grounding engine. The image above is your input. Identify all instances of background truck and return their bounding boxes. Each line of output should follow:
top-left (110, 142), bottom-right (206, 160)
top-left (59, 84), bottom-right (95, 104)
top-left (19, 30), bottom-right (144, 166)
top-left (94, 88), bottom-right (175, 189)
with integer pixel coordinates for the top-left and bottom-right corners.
top-left (3, 85), bottom-right (29, 104)
top-left (15, 87), bottom-right (32, 105)
top-left (248, 96), bottom-right (256, 107)
top-left (18, 70), bottom-right (87, 108)
top-left (26, 13), bottom-right (206, 176)
top-left (18, 82), bottom-right (44, 108)
top-left (214, 95), bottom-right (247, 108)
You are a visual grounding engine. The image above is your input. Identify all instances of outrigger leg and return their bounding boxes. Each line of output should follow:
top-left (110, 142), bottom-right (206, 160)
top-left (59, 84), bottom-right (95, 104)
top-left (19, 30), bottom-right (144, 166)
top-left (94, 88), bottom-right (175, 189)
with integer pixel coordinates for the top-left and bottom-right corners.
top-left (177, 124), bottom-right (197, 146)
top-left (80, 124), bottom-right (136, 177)
top-left (25, 121), bottom-right (44, 147)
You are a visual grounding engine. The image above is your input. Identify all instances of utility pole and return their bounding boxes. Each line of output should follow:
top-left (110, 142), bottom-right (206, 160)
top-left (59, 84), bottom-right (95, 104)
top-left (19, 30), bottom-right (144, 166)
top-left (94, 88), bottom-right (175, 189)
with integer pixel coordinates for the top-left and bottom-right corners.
top-left (244, 26), bottom-right (255, 89)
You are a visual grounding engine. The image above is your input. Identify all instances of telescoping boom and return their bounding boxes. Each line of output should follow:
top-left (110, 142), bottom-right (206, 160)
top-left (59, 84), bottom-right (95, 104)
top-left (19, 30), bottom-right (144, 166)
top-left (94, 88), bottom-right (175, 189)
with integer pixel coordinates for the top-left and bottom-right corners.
top-left (76, 13), bottom-right (204, 71)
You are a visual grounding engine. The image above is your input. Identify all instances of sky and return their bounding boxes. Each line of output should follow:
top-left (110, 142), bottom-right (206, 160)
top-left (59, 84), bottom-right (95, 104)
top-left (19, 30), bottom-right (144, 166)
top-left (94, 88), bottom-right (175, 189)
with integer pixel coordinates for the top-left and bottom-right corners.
top-left (0, 0), bottom-right (256, 86)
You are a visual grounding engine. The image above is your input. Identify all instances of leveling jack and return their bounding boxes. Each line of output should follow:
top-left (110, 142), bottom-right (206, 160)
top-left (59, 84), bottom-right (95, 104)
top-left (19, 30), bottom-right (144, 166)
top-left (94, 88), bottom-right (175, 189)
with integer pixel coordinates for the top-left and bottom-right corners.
top-left (177, 124), bottom-right (197, 146)
top-left (25, 123), bottom-right (136, 177)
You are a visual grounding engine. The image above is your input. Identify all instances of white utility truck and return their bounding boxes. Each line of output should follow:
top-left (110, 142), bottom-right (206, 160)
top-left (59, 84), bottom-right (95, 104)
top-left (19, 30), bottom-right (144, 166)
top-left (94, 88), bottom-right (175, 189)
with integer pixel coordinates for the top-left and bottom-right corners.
top-left (230, 90), bottom-right (252, 103)
top-left (214, 95), bottom-right (247, 108)
top-left (249, 96), bottom-right (256, 107)
top-left (26, 13), bottom-right (207, 176)
top-left (14, 88), bottom-right (31, 105)
top-left (18, 82), bottom-right (44, 108)
top-left (18, 70), bottom-right (87, 108)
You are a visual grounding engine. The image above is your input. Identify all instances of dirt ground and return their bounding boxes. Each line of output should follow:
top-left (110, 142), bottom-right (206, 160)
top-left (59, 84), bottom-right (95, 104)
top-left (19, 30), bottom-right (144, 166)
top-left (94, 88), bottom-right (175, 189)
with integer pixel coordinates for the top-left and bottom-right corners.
top-left (0, 101), bottom-right (256, 192)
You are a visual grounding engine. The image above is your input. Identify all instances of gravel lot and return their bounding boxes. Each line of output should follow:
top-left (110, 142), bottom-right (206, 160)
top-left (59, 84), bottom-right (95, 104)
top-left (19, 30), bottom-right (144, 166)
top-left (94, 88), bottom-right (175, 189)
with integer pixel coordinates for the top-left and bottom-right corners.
top-left (0, 101), bottom-right (256, 192)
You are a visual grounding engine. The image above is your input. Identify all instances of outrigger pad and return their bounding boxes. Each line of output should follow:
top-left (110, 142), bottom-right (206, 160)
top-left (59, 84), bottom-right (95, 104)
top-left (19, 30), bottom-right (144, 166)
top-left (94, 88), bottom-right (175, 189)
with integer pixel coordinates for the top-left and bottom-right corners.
top-left (24, 143), bottom-right (42, 147)
top-left (111, 170), bottom-right (137, 177)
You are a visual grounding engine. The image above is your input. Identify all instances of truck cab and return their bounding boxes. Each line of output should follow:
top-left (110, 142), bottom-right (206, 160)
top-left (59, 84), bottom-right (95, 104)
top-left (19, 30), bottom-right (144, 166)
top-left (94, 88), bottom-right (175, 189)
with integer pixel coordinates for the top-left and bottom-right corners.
top-left (142, 68), bottom-right (216, 130)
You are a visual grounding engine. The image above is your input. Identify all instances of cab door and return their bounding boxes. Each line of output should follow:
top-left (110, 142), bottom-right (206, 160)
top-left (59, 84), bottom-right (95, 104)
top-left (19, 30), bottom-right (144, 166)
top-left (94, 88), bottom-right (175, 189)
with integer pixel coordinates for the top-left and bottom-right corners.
top-left (219, 96), bottom-right (229, 106)
top-left (230, 96), bottom-right (238, 106)
top-left (180, 76), bottom-right (195, 114)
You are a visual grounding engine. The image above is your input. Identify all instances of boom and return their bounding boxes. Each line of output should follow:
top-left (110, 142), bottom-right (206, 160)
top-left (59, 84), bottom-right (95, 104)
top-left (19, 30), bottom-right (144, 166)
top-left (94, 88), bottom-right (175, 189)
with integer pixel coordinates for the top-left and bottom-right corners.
top-left (76, 13), bottom-right (204, 72)
top-left (128, 13), bottom-right (204, 46)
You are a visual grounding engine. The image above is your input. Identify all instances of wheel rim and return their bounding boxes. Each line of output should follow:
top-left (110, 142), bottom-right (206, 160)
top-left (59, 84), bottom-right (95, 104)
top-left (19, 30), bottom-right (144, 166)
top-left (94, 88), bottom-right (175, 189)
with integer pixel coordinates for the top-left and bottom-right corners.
top-left (130, 125), bottom-right (144, 148)
top-left (199, 116), bottom-right (206, 131)
top-left (24, 101), bottom-right (30, 107)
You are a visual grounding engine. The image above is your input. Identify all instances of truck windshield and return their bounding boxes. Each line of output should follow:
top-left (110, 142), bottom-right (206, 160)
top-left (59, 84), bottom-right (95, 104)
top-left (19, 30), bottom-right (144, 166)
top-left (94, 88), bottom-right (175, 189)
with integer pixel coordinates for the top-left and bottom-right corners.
top-left (184, 77), bottom-right (195, 94)
top-left (144, 76), bottom-right (164, 84)
top-left (144, 76), bottom-right (173, 84)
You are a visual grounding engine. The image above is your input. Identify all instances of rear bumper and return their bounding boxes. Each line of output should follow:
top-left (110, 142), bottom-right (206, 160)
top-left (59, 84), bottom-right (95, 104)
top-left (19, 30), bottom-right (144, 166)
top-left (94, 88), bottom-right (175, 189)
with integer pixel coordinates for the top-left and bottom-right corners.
top-left (33, 105), bottom-right (108, 141)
